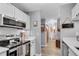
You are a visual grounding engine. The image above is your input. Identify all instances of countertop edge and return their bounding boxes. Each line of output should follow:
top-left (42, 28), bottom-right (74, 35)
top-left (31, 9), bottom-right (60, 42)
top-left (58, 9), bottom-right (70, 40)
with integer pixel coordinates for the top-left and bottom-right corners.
top-left (63, 37), bottom-right (79, 56)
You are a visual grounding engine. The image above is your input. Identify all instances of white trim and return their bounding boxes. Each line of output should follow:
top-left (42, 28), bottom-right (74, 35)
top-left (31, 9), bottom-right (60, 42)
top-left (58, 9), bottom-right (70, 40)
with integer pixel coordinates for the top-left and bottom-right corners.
top-left (41, 45), bottom-right (48, 48)
top-left (35, 53), bottom-right (41, 56)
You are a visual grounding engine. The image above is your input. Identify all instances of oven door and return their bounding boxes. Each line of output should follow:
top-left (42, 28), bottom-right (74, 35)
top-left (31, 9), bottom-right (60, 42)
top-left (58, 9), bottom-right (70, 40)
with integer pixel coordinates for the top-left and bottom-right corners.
top-left (9, 50), bottom-right (17, 56)
top-left (7, 50), bottom-right (17, 56)
top-left (7, 47), bottom-right (18, 56)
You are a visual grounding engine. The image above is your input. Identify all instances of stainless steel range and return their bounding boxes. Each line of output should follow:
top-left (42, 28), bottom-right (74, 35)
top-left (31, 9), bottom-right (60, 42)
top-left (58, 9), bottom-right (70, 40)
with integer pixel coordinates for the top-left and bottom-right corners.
top-left (0, 38), bottom-right (22, 56)
top-left (0, 34), bottom-right (30, 56)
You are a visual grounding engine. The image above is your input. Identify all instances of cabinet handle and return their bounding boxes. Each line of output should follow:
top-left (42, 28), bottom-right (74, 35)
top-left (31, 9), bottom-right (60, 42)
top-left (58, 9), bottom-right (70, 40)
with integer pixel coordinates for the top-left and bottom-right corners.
top-left (78, 13), bottom-right (79, 16)
top-left (76, 14), bottom-right (78, 16)
top-left (76, 13), bottom-right (79, 16)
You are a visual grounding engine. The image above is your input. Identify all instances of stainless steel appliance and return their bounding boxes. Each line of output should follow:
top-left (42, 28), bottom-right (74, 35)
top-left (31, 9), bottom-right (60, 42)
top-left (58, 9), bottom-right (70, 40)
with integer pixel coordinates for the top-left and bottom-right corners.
top-left (7, 45), bottom-right (18, 56)
top-left (7, 40), bottom-right (30, 56)
top-left (0, 14), bottom-right (26, 28)
top-left (0, 39), bottom-right (22, 56)
top-left (0, 33), bottom-right (30, 56)
top-left (0, 39), bottom-right (30, 56)
top-left (7, 39), bottom-right (24, 56)
top-left (7, 44), bottom-right (23, 56)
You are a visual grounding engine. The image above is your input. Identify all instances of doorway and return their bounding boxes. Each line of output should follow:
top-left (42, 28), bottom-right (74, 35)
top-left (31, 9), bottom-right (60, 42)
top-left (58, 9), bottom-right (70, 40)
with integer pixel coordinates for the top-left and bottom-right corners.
top-left (41, 19), bottom-right (60, 56)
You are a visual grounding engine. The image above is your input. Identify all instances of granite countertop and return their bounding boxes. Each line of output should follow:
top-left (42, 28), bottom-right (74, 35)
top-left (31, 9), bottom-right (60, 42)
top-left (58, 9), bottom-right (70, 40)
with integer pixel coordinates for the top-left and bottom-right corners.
top-left (63, 37), bottom-right (79, 56)
top-left (0, 47), bottom-right (9, 54)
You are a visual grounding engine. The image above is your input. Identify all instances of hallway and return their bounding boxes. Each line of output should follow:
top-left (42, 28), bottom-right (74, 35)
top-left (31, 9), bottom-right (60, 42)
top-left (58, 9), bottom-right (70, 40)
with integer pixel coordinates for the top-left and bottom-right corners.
top-left (41, 39), bottom-right (60, 56)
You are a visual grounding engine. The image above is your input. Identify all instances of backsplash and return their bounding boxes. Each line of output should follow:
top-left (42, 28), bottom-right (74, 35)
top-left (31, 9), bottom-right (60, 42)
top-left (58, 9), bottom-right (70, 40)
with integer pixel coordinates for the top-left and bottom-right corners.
top-left (0, 27), bottom-right (21, 35)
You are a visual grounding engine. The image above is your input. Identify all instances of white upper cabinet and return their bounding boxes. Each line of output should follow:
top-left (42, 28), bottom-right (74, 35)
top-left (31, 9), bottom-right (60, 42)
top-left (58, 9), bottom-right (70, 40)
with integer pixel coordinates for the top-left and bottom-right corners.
top-left (26, 15), bottom-right (30, 30)
top-left (22, 12), bottom-right (30, 29)
top-left (15, 7), bottom-right (25, 21)
top-left (0, 3), bottom-right (14, 17)
top-left (72, 4), bottom-right (79, 19)
top-left (0, 3), bottom-right (30, 30)
top-left (14, 6), bottom-right (30, 29)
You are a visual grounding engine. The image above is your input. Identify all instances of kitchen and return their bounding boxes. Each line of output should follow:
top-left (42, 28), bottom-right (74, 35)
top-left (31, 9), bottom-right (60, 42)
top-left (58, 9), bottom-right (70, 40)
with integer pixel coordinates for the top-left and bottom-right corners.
top-left (61, 3), bottom-right (79, 56)
top-left (0, 3), bottom-right (36, 56)
top-left (40, 3), bottom-right (79, 56)
top-left (0, 3), bottom-right (79, 56)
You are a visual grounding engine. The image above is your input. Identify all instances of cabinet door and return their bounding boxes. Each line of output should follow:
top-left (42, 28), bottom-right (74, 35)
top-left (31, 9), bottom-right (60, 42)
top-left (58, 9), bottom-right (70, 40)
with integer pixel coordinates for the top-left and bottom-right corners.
top-left (72, 4), bottom-right (79, 18)
top-left (62, 42), bottom-right (69, 56)
top-left (30, 45), bottom-right (35, 56)
top-left (18, 46), bottom-right (23, 56)
top-left (26, 15), bottom-right (30, 30)
top-left (68, 49), bottom-right (76, 56)
top-left (0, 52), bottom-right (6, 56)
top-left (30, 40), bottom-right (36, 56)
top-left (15, 7), bottom-right (25, 21)
top-left (0, 3), bottom-right (14, 17)
top-left (22, 13), bottom-right (30, 30)
top-left (22, 44), bottom-right (26, 56)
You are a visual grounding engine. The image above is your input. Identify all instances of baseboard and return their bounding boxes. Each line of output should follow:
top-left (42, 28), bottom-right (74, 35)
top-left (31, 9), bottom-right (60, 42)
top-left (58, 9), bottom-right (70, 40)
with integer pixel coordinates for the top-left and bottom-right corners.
top-left (41, 45), bottom-right (48, 48)
top-left (35, 53), bottom-right (41, 56)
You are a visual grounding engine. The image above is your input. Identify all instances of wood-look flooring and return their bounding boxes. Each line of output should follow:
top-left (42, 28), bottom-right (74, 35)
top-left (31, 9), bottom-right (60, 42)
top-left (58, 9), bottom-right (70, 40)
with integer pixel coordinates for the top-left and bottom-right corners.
top-left (41, 39), bottom-right (60, 56)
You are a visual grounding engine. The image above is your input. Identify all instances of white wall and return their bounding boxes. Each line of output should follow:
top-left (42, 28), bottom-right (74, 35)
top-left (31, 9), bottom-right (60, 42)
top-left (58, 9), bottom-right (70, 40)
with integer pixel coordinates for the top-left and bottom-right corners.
top-left (59, 4), bottom-right (76, 37)
top-left (29, 11), bottom-right (41, 55)
top-left (59, 4), bottom-right (75, 56)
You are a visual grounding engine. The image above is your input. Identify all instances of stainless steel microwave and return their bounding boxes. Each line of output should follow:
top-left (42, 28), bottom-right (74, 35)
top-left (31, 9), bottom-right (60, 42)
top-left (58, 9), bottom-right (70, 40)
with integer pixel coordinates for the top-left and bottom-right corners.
top-left (0, 14), bottom-right (26, 28)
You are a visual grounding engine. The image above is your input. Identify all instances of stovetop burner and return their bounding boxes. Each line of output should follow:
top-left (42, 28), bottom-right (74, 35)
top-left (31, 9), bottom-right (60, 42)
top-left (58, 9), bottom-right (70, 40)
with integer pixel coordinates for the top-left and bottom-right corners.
top-left (0, 40), bottom-right (9, 47)
top-left (0, 39), bottom-right (21, 49)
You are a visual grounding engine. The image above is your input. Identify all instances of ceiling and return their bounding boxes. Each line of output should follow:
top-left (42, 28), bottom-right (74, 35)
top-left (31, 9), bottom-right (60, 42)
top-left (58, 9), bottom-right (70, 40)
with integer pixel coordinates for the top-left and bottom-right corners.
top-left (12, 3), bottom-right (73, 19)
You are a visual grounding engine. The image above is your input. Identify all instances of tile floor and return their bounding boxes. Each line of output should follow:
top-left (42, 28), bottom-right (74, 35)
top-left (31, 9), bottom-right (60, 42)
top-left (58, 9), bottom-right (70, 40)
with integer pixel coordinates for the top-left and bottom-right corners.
top-left (41, 39), bottom-right (60, 56)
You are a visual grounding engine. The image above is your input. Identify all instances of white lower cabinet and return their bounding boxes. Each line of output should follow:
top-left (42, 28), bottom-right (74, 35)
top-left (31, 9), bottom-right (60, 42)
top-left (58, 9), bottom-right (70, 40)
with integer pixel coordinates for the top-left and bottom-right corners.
top-left (22, 44), bottom-right (26, 56)
top-left (30, 40), bottom-right (36, 56)
top-left (68, 49), bottom-right (76, 56)
top-left (17, 46), bottom-right (24, 56)
top-left (62, 42), bottom-right (69, 56)
top-left (62, 42), bottom-right (77, 56)
top-left (31, 45), bottom-right (35, 56)
top-left (0, 52), bottom-right (6, 56)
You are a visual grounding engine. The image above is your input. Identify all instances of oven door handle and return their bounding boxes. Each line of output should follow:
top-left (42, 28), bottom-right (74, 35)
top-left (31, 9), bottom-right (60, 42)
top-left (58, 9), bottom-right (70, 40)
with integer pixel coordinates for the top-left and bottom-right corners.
top-left (9, 47), bottom-right (18, 52)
